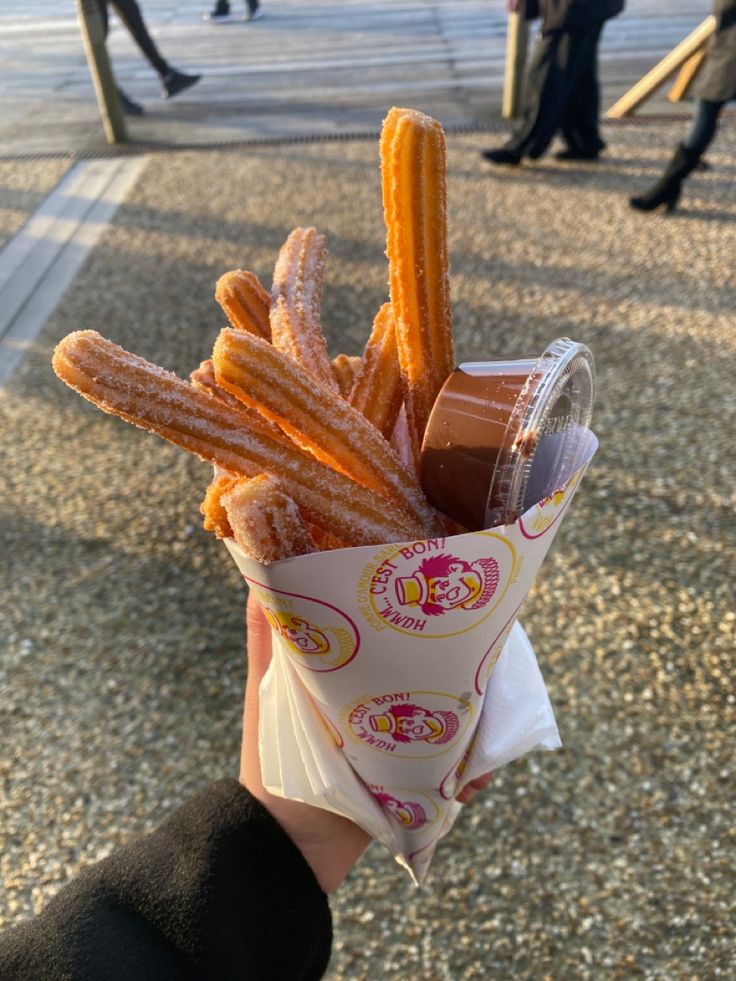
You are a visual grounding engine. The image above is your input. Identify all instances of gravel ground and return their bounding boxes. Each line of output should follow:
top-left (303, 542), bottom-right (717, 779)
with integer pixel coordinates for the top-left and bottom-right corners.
top-left (1, 122), bottom-right (734, 979)
top-left (0, 159), bottom-right (73, 251)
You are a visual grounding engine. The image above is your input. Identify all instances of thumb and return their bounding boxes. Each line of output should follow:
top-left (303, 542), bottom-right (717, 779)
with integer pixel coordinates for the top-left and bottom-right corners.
top-left (245, 591), bottom-right (273, 685)
top-left (241, 592), bottom-right (273, 787)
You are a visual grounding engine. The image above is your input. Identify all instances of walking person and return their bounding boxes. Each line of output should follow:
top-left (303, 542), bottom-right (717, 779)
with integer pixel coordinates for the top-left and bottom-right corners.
top-left (97, 0), bottom-right (201, 116)
top-left (205, 0), bottom-right (263, 22)
top-left (630, 0), bottom-right (736, 213)
top-left (482, 0), bottom-right (625, 166)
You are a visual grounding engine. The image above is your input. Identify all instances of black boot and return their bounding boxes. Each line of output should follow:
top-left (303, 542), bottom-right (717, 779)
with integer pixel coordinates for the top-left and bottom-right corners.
top-left (629, 144), bottom-right (700, 213)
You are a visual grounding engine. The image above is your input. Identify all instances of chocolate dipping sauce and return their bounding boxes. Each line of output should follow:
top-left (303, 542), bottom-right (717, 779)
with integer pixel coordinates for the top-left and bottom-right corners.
top-left (420, 338), bottom-right (595, 530)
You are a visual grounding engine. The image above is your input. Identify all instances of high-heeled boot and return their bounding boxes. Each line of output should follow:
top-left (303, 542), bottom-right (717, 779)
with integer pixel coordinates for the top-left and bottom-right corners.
top-left (629, 144), bottom-right (701, 213)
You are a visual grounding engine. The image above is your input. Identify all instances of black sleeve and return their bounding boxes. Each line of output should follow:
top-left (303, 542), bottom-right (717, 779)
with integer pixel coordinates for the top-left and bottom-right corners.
top-left (0, 779), bottom-right (332, 981)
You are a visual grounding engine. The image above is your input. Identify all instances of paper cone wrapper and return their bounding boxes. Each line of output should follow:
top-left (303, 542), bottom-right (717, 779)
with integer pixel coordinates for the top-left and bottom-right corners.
top-left (225, 434), bottom-right (598, 883)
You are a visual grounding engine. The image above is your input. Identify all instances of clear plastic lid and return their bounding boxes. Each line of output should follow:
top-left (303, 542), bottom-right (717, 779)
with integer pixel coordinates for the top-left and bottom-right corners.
top-left (483, 337), bottom-right (595, 526)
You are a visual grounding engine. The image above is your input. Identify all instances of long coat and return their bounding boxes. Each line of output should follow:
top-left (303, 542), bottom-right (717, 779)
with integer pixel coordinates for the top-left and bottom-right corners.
top-left (697, 0), bottom-right (736, 102)
top-left (525, 0), bottom-right (625, 33)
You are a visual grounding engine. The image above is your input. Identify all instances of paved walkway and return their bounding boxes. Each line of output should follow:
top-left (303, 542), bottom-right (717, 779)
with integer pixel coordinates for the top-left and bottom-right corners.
top-left (0, 0), bottom-right (710, 155)
top-left (0, 157), bottom-right (148, 388)
top-left (1, 6), bottom-right (733, 980)
top-left (1, 122), bottom-right (734, 978)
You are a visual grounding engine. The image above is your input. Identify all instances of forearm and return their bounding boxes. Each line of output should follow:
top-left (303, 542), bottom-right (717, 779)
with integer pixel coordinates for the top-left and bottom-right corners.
top-left (0, 780), bottom-right (332, 981)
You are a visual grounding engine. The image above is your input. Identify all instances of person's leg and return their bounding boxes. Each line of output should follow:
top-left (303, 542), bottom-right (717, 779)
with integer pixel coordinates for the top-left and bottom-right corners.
top-left (558, 23), bottom-right (605, 157)
top-left (110, 0), bottom-right (201, 97)
top-left (682, 99), bottom-right (725, 156)
top-left (205, 0), bottom-right (232, 20)
top-left (630, 100), bottom-right (725, 213)
top-left (95, 2), bottom-right (145, 116)
top-left (209, 0), bottom-right (260, 18)
top-left (96, 0), bottom-right (110, 40)
top-left (108, 0), bottom-right (170, 76)
top-left (482, 31), bottom-right (563, 163)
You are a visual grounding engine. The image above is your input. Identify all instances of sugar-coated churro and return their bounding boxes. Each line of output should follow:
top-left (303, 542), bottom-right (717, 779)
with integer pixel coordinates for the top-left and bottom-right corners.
top-left (212, 327), bottom-right (439, 535)
top-left (215, 270), bottom-right (271, 340)
top-left (331, 354), bottom-right (362, 398)
top-left (306, 524), bottom-right (347, 552)
top-left (222, 475), bottom-right (315, 564)
top-left (389, 404), bottom-right (413, 468)
top-left (191, 359), bottom-right (284, 437)
top-left (381, 107), bottom-right (454, 471)
top-left (200, 472), bottom-right (237, 538)
top-left (53, 331), bottom-right (424, 547)
top-left (191, 358), bottom-right (248, 412)
top-left (349, 303), bottom-right (403, 439)
top-left (270, 227), bottom-right (337, 391)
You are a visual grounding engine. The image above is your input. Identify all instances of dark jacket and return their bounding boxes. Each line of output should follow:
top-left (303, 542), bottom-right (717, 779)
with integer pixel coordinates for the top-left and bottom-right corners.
top-left (525, 0), bottom-right (625, 32)
top-left (697, 0), bottom-right (736, 102)
top-left (0, 780), bottom-right (333, 981)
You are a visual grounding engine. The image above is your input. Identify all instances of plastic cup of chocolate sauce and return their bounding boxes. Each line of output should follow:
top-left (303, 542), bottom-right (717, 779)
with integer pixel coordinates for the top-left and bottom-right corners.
top-left (420, 337), bottom-right (595, 530)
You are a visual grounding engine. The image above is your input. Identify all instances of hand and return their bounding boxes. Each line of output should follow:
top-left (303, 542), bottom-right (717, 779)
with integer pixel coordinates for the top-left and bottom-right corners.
top-left (240, 593), bottom-right (371, 893)
top-left (455, 771), bottom-right (493, 805)
top-left (506, 0), bottom-right (521, 13)
top-left (240, 593), bottom-right (494, 888)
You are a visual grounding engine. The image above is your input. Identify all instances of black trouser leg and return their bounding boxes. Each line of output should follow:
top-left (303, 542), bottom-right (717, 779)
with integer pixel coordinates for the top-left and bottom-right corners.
top-left (109, 0), bottom-right (170, 77)
top-left (508, 23), bottom-right (610, 159)
top-left (559, 23), bottom-right (605, 153)
top-left (96, 0), bottom-right (110, 38)
top-left (246, 0), bottom-right (259, 12)
top-left (505, 31), bottom-right (564, 157)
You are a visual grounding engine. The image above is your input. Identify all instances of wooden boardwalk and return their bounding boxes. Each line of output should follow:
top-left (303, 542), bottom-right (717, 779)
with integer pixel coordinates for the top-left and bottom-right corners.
top-left (0, 0), bottom-right (709, 154)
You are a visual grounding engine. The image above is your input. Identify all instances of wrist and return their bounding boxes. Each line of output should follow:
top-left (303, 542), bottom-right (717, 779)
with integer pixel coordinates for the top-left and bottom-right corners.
top-left (240, 776), bottom-right (369, 893)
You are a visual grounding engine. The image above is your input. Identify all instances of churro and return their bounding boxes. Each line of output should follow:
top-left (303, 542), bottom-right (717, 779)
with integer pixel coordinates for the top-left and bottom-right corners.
top-left (191, 358), bottom-right (284, 437)
top-left (222, 475), bottom-right (315, 564)
top-left (215, 270), bottom-right (271, 340)
top-left (191, 358), bottom-right (247, 412)
top-left (331, 354), bottom-right (362, 398)
top-left (200, 472), bottom-right (237, 538)
top-left (349, 303), bottom-right (403, 439)
top-left (270, 227), bottom-right (337, 391)
top-left (381, 107), bottom-right (454, 471)
top-left (53, 331), bottom-right (424, 547)
top-left (212, 327), bottom-right (439, 535)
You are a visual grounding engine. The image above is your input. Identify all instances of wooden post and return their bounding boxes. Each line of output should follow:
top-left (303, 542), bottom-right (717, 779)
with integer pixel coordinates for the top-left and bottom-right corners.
top-left (605, 16), bottom-right (715, 118)
top-left (503, 2), bottom-right (529, 120)
top-left (668, 47), bottom-right (708, 103)
top-left (76, 0), bottom-right (127, 144)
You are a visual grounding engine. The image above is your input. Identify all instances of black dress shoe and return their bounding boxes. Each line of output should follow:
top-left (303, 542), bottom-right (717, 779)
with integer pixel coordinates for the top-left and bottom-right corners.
top-left (481, 147), bottom-right (522, 166)
top-left (117, 88), bottom-right (144, 116)
top-left (161, 69), bottom-right (201, 99)
top-left (554, 147), bottom-right (602, 161)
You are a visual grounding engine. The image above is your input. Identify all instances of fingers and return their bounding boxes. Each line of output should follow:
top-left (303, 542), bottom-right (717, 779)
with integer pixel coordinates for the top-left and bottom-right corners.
top-left (455, 770), bottom-right (493, 805)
